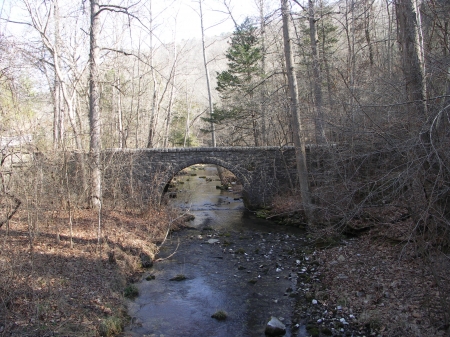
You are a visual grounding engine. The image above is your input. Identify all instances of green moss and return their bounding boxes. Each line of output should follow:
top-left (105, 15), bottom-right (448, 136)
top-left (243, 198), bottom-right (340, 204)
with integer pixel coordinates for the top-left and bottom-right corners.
top-left (145, 275), bottom-right (155, 281)
top-left (255, 209), bottom-right (269, 218)
top-left (235, 248), bottom-right (245, 254)
top-left (123, 285), bottom-right (139, 299)
top-left (98, 316), bottom-right (123, 336)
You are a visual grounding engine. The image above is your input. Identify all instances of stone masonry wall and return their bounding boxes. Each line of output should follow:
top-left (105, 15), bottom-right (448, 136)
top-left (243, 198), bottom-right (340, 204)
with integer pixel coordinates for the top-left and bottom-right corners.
top-left (102, 147), bottom-right (299, 209)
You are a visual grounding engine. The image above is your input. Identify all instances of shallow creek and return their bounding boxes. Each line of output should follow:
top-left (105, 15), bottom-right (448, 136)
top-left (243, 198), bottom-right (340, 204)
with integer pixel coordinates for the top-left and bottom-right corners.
top-left (124, 166), bottom-right (309, 337)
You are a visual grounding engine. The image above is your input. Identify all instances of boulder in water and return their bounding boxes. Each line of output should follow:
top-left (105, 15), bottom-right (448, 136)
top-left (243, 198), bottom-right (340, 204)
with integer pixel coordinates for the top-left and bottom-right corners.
top-left (265, 316), bottom-right (286, 336)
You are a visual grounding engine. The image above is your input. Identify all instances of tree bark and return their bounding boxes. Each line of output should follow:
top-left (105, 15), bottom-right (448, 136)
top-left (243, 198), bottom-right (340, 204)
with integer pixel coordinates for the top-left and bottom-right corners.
top-left (163, 40), bottom-right (177, 148)
top-left (183, 91), bottom-right (191, 147)
top-left (364, 0), bottom-right (374, 66)
top-left (199, 0), bottom-right (225, 182)
top-left (115, 75), bottom-right (124, 148)
top-left (258, 0), bottom-right (267, 146)
top-left (147, 0), bottom-right (158, 148)
top-left (281, 0), bottom-right (314, 222)
top-left (395, 0), bottom-right (427, 122)
top-left (53, 0), bottom-right (64, 149)
top-left (89, 0), bottom-right (102, 209)
top-left (199, 0), bottom-right (216, 147)
top-left (308, 0), bottom-right (326, 144)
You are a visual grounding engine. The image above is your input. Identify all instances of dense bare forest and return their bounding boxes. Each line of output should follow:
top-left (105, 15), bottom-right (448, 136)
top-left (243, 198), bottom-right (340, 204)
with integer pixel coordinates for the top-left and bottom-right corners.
top-left (1, 0), bottom-right (449, 335)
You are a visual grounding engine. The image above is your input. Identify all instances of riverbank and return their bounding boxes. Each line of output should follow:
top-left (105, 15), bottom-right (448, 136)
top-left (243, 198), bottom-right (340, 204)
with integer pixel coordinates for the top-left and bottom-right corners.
top-left (290, 232), bottom-right (448, 337)
top-left (0, 207), bottom-right (184, 336)
top-left (1, 204), bottom-right (448, 336)
top-left (266, 196), bottom-right (449, 337)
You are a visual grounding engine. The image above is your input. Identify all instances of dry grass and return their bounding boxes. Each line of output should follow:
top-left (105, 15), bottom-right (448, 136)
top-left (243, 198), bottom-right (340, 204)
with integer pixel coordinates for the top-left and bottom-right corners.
top-left (0, 206), bottom-right (182, 336)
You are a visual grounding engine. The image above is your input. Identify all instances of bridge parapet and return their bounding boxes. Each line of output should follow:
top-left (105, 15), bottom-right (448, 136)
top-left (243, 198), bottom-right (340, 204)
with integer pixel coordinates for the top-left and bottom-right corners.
top-left (103, 146), bottom-right (299, 209)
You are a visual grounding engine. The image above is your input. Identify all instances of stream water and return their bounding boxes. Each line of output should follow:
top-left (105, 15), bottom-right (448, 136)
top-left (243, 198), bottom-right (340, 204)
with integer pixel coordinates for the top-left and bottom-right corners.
top-left (124, 166), bottom-right (308, 337)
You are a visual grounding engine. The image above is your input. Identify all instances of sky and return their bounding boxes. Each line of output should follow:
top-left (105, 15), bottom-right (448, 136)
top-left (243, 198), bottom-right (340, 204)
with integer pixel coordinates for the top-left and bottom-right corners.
top-left (0, 0), bottom-right (285, 63)
top-left (0, 0), bottom-right (278, 44)
top-left (151, 0), bottom-right (276, 42)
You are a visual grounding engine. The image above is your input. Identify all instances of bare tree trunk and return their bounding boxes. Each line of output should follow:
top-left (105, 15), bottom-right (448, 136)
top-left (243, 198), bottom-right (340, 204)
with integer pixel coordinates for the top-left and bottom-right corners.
top-left (135, 41), bottom-right (142, 148)
top-left (183, 90), bottom-right (190, 147)
top-left (258, 0), bottom-right (267, 146)
top-left (395, 0), bottom-right (427, 122)
top-left (308, 0), bottom-right (326, 144)
top-left (67, 92), bottom-right (88, 201)
top-left (364, 0), bottom-right (374, 66)
top-left (163, 39), bottom-right (177, 148)
top-left (251, 111), bottom-right (259, 146)
top-left (385, 0), bottom-right (393, 76)
top-left (199, 0), bottom-right (216, 147)
top-left (63, 152), bottom-right (74, 248)
top-left (320, 16), bottom-right (335, 129)
top-left (199, 0), bottom-right (225, 181)
top-left (147, 0), bottom-right (158, 148)
top-left (116, 75), bottom-right (124, 148)
top-left (346, 0), bottom-right (357, 144)
top-left (53, 83), bottom-right (63, 149)
top-left (281, 0), bottom-right (313, 222)
top-left (89, 0), bottom-right (102, 209)
top-left (147, 64), bottom-right (158, 148)
top-left (53, 0), bottom-right (63, 149)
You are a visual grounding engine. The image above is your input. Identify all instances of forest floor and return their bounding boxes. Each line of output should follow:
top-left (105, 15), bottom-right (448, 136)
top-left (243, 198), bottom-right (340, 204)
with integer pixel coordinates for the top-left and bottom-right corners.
top-left (0, 206), bottom-right (187, 337)
top-left (1, 203), bottom-right (449, 336)
top-left (268, 197), bottom-right (450, 337)
top-left (294, 228), bottom-right (450, 337)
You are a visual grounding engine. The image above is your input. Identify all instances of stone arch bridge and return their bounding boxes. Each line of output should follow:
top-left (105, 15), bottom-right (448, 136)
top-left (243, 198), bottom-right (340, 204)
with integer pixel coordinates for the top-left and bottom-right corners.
top-left (103, 146), bottom-right (301, 209)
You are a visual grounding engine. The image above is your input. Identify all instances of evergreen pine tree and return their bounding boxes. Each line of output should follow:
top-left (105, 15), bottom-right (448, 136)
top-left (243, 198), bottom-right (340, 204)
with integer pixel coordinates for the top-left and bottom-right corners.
top-left (212, 18), bottom-right (263, 145)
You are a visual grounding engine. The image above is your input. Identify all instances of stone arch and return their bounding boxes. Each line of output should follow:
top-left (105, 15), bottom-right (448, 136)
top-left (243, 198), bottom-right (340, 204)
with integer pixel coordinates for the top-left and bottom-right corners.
top-left (162, 156), bottom-right (251, 187)
top-left (159, 156), bottom-right (252, 197)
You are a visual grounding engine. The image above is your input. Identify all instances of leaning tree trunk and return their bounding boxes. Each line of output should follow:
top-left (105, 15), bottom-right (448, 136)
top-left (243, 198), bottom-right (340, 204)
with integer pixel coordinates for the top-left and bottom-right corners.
top-left (281, 0), bottom-right (314, 222)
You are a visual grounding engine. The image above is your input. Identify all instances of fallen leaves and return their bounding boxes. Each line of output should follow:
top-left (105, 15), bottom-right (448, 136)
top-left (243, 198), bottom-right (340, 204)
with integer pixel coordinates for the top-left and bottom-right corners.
top-left (0, 206), bottom-right (176, 336)
top-left (312, 232), bottom-right (448, 336)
